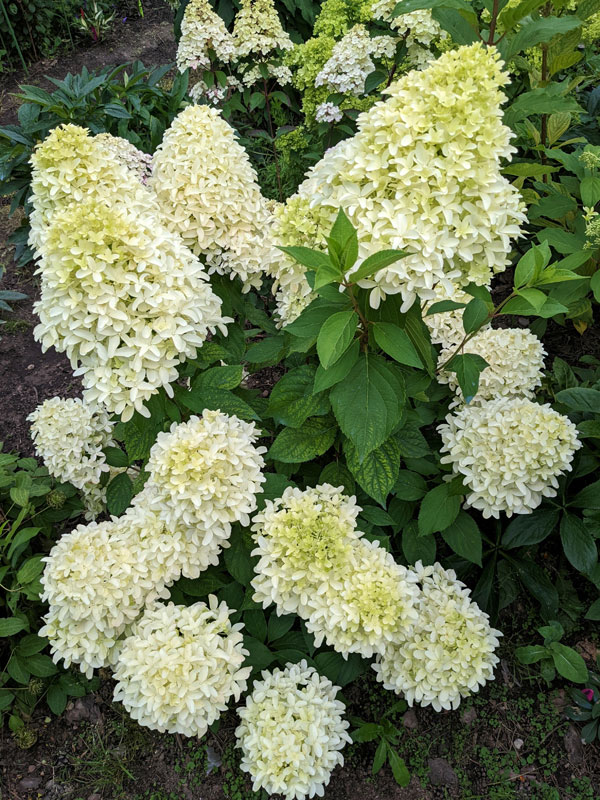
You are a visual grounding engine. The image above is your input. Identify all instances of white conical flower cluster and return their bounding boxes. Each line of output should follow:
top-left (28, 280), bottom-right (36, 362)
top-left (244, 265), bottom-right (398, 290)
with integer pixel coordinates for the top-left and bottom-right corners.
top-left (236, 660), bottom-right (351, 799)
top-left (151, 105), bottom-right (278, 291)
top-left (315, 24), bottom-right (396, 95)
top-left (271, 43), bottom-right (525, 324)
top-left (232, 0), bottom-right (293, 58)
top-left (176, 0), bottom-right (236, 72)
top-left (372, 0), bottom-right (446, 67)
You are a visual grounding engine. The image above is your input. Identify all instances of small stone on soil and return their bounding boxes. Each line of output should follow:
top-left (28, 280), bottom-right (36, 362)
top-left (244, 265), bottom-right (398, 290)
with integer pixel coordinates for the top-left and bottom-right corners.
top-left (402, 708), bottom-right (418, 729)
top-left (428, 757), bottom-right (458, 787)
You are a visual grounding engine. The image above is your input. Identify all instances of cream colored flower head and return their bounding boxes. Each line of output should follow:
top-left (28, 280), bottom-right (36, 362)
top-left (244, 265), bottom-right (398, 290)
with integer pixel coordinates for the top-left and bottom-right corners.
top-left (315, 25), bottom-right (396, 96)
top-left (28, 396), bottom-right (114, 491)
top-left (145, 410), bottom-right (266, 541)
top-left (94, 133), bottom-right (153, 185)
top-left (305, 538), bottom-right (420, 658)
top-left (438, 397), bottom-right (582, 518)
top-left (33, 197), bottom-right (227, 421)
top-left (437, 327), bottom-right (547, 406)
top-left (272, 44), bottom-right (525, 321)
top-left (151, 105), bottom-right (277, 291)
top-left (373, 561), bottom-right (502, 711)
top-left (235, 660), bottom-right (351, 799)
top-left (113, 598), bottom-right (251, 736)
top-left (176, 0), bottom-right (236, 72)
top-left (250, 484), bottom-right (362, 615)
top-left (232, 0), bottom-right (293, 58)
top-left (372, 0), bottom-right (445, 66)
top-left (424, 282), bottom-right (487, 348)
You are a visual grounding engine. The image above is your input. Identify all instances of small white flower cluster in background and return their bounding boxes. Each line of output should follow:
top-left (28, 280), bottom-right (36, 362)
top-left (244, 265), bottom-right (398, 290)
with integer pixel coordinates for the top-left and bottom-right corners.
top-left (236, 660), bottom-right (351, 799)
top-left (176, 0), bottom-right (236, 73)
top-left (439, 397), bottom-right (581, 518)
top-left (251, 484), bottom-right (501, 707)
top-left (29, 123), bottom-right (229, 422)
top-left (40, 410), bottom-right (265, 693)
top-left (232, 0), bottom-right (293, 58)
top-left (114, 598), bottom-right (251, 737)
top-left (151, 105), bottom-right (278, 291)
top-left (315, 25), bottom-right (396, 96)
top-left (372, 0), bottom-right (446, 67)
top-left (315, 101), bottom-right (343, 123)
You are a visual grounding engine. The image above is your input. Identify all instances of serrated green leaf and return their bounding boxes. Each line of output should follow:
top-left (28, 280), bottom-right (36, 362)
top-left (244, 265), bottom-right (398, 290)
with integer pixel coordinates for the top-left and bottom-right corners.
top-left (344, 436), bottom-right (401, 505)
top-left (268, 365), bottom-right (330, 427)
top-left (349, 249), bottom-right (408, 283)
top-left (314, 339), bottom-right (360, 393)
top-left (106, 472), bottom-right (134, 516)
top-left (0, 617), bottom-right (28, 637)
top-left (268, 416), bottom-right (337, 463)
top-left (502, 508), bottom-right (559, 549)
top-left (442, 511), bottom-right (482, 566)
top-left (559, 515), bottom-right (598, 573)
top-left (418, 483), bottom-right (461, 536)
top-left (549, 642), bottom-right (588, 682)
top-left (445, 353), bottom-right (489, 402)
top-left (317, 310), bottom-right (358, 369)
top-left (373, 322), bottom-right (423, 368)
top-left (197, 365), bottom-right (243, 390)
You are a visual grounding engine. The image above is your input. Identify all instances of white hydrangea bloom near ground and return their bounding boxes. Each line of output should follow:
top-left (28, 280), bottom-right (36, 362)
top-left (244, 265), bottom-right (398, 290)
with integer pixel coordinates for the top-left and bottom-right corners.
top-left (236, 660), bottom-right (351, 799)
top-left (28, 124), bottom-right (156, 253)
top-left (439, 397), bottom-right (582, 518)
top-left (315, 102), bottom-right (343, 123)
top-left (40, 520), bottom-right (171, 677)
top-left (251, 484), bottom-right (362, 614)
top-left (271, 44), bottom-right (525, 323)
top-left (145, 410), bottom-right (266, 546)
top-left (305, 538), bottom-right (420, 658)
top-left (176, 0), bottom-right (236, 72)
top-left (94, 133), bottom-right (153, 185)
top-left (151, 105), bottom-right (277, 291)
top-left (423, 283), bottom-right (484, 348)
top-left (113, 598), bottom-right (251, 736)
top-left (33, 198), bottom-right (227, 421)
top-left (373, 562), bottom-right (502, 711)
top-left (232, 0), bottom-right (293, 58)
top-left (437, 327), bottom-right (547, 405)
top-left (28, 397), bottom-right (114, 491)
top-left (372, 0), bottom-right (445, 66)
top-left (315, 25), bottom-right (396, 95)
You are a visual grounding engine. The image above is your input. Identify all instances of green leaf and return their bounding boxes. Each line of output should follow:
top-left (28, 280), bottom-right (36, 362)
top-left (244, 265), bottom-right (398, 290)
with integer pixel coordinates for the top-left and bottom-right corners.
top-left (27, 653), bottom-right (58, 677)
top-left (418, 483), bottom-right (461, 536)
top-left (498, 0), bottom-right (546, 29)
top-left (7, 656), bottom-right (30, 685)
top-left (268, 366), bottom-right (330, 427)
top-left (224, 528), bottom-right (255, 585)
top-left (441, 511), bottom-right (482, 566)
top-left (372, 739), bottom-right (388, 774)
top-left (502, 508), bottom-right (559, 549)
top-left (431, 7), bottom-right (479, 43)
top-left (314, 261), bottom-right (344, 290)
top-left (502, 16), bottom-right (582, 61)
top-left (47, 685), bottom-right (67, 716)
top-left (404, 301), bottom-right (435, 375)
top-left (350, 250), bottom-right (408, 283)
top-left (506, 84), bottom-right (583, 125)
top-left (6, 527), bottom-right (40, 560)
top-left (314, 651), bottom-right (367, 686)
top-left (329, 209), bottom-right (359, 270)
top-left (244, 609), bottom-right (267, 642)
top-left (278, 245), bottom-right (331, 270)
top-left (396, 424), bottom-right (430, 459)
top-left (16, 634), bottom-right (47, 657)
top-left (570, 480), bottom-right (600, 511)
top-left (402, 520), bottom-right (436, 565)
top-left (426, 300), bottom-right (466, 315)
top-left (364, 69), bottom-right (386, 94)
top-left (318, 462), bottom-right (356, 494)
top-left (528, 194), bottom-right (578, 221)
top-left (462, 298), bottom-right (490, 334)
top-left (317, 310), bottom-right (358, 369)
top-left (513, 558), bottom-right (558, 618)
top-left (556, 387), bottom-right (600, 412)
top-left (514, 245), bottom-right (549, 288)
top-left (0, 617), bottom-right (28, 637)
top-left (445, 353), bottom-right (489, 402)
top-left (268, 416), bottom-right (337, 463)
top-left (330, 354), bottom-right (406, 457)
top-left (243, 636), bottom-right (274, 671)
top-left (16, 556), bottom-right (44, 586)
top-left (106, 472), bottom-right (134, 516)
top-left (373, 322), bottom-right (423, 368)
top-left (353, 723), bottom-right (382, 742)
top-left (197, 365), bottom-right (243, 390)
top-left (285, 299), bottom-right (351, 340)
top-left (314, 339), bottom-right (360, 393)
top-left (245, 335), bottom-right (286, 365)
top-left (344, 436), bottom-right (401, 505)
top-left (388, 748), bottom-right (410, 787)
top-left (123, 421), bottom-right (156, 462)
top-left (267, 614), bottom-right (295, 642)
top-left (585, 598), bottom-right (600, 620)
top-left (181, 388), bottom-right (259, 421)
top-left (393, 470), bottom-right (427, 501)
top-left (103, 446), bottom-right (129, 468)
top-left (515, 644), bottom-right (548, 664)
top-left (559, 515), bottom-right (598, 573)
top-left (580, 176), bottom-right (600, 208)
top-left (256, 473), bottom-right (295, 511)
top-left (549, 642), bottom-right (588, 682)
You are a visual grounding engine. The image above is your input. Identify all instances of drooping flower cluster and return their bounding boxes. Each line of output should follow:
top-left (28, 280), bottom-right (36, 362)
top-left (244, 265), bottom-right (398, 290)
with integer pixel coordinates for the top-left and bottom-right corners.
top-left (34, 198), bottom-right (228, 421)
top-left (40, 410), bottom-right (266, 687)
top-left (252, 485), bottom-right (421, 658)
top-left (143, 410), bottom-right (267, 571)
top-left (113, 598), bottom-right (251, 736)
top-left (271, 44), bottom-right (526, 323)
top-left (373, 562), bottom-right (502, 711)
top-left (236, 660), bottom-right (351, 799)
top-left (438, 327), bottom-right (547, 406)
top-left (28, 396), bottom-right (117, 520)
top-left (372, 0), bottom-right (445, 67)
top-left (232, 0), bottom-right (293, 58)
top-left (315, 25), bottom-right (396, 95)
top-left (151, 105), bottom-right (277, 291)
top-left (439, 397), bottom-right (582, 517)
top-left (176, 0), bottom-right (236, 72)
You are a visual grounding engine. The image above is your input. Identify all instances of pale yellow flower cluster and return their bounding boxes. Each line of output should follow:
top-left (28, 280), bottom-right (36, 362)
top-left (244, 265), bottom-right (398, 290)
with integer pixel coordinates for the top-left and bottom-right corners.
top-left (372, 0), bottom-right (445, 66)
top-left (236, 660), bottom-right (351, 799)
top-left (151, 105), bottom-right (278, 291)
top-left (439, 397), bottom-right (582, 517)
top-left (176, 0), bottom-right (236, 72)
top-left (271, 44), bottom-right (525, 323)
top-left (114, 598), bottom-right (251, 736)
top-left (232, 0), bottom-right (293, 58)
